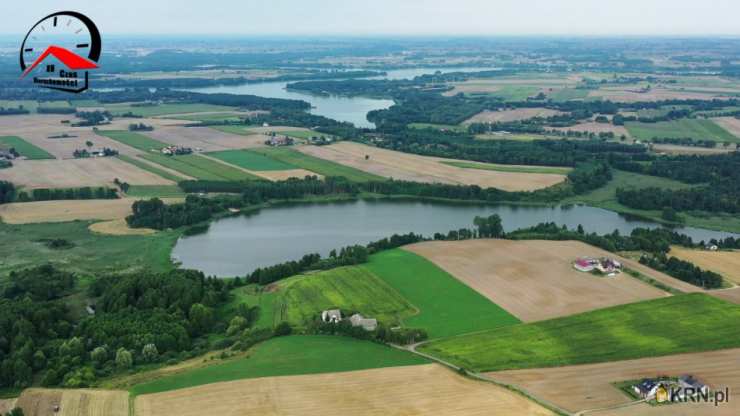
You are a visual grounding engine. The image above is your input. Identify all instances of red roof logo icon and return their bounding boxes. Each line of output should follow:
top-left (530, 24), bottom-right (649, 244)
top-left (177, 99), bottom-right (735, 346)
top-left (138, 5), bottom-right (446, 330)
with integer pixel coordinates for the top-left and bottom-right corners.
top-left (21, 45), bottom-right (98, 78)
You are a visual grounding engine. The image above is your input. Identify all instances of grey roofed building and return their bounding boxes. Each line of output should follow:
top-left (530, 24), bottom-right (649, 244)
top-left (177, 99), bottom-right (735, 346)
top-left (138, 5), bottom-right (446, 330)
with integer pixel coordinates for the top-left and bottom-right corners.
top-left (349, 313), bottom-right (378, 331)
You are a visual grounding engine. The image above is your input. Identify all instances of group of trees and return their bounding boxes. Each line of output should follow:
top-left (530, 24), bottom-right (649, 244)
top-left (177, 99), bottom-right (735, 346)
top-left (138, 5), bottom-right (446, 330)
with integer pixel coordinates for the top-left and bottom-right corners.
top-left (14, 187), bottom-right (118, 203)
top-left (128, 123), bottom-right (154, 131)
top-left (73, 148), bottom-right (119, 158)
top-left (0, 180), bottom-right (15, 203)
top-left (640, 254), bottom-right (723, 289)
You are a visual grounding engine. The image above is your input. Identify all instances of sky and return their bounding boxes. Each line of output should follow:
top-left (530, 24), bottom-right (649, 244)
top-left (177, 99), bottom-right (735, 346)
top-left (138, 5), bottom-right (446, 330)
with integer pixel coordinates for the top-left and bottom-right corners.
top-left (2, 0), bottom-right (739, 36)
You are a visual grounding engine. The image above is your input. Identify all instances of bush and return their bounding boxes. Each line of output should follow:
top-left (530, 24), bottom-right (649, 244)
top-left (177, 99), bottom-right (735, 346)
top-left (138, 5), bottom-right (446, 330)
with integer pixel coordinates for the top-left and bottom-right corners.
top-left (274, 322), bottom-right (293, 337)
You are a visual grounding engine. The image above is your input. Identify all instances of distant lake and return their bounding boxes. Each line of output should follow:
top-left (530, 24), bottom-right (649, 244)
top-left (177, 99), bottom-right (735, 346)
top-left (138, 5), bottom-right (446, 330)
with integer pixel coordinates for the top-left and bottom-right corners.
top-left (172, 199), bottom-right (738, 277)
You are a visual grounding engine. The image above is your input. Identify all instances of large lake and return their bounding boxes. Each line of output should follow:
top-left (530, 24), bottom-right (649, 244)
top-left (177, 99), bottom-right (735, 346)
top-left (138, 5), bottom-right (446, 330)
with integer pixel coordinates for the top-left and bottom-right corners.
top-left (184, 67), bottom-right (498, 127)
top-left (172, 199), bottom-right (738, 277)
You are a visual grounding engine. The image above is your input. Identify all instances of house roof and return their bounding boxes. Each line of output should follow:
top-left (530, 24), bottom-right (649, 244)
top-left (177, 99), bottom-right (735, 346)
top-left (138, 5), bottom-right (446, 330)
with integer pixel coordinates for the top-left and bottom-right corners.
top-left (22, 46), bottom-right (99, 78)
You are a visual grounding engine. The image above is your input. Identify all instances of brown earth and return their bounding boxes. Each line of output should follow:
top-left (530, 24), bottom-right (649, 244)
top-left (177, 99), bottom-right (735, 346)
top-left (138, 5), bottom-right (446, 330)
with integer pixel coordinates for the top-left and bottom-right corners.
top-left (712, 117), bottom-right (740, 138)
top-left (488, 348), bottom-right (740, 415)
top-left (711, 287), bottom-right (740, 305)
top-left (135, 364), bottom-right (554, 416)
top-left (651, 144), bottom-right (734, 155)
top-left (146, 125), bottom-right (268, 152)
top-left (15, 389), bottom-right (128, 416)
top-left (0, 157), bottom-right (173, 189)
top-left (88, 219), bottom-right (157, 235)
top-left (588, 87), bottom-right (730, 103)
top-left (297, 142), bottom-right (566, 191)
top-left (463, 108), bottom-right (564, 124)
top-left (404, 239), bottom-right (700, 322)
top-left (0, 399), bottom-right (17, 415)
top-left (670, 246), bottom-right (740, 284)
top-left (551, 121), bottom-right (631, 138)
top-left (0, 199), bottom-right (137, 224)
top-left (254, 169), bottom-right (321, 181)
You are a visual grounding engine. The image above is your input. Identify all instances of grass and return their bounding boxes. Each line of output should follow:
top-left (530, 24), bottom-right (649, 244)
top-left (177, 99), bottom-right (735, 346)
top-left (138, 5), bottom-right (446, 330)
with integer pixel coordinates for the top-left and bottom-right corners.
top-left (249, 147), bottom-right (384, 182)
top-left (129, 335), bottom-right (428, 396)
top-left (484, 85), bottom-right (540, 101)
top-left (625, 119), bottom-right (739, 143)
top-left (419, 294), bottom-right (740, 372)
top-left (442, 160), bottom-right (571, 175)
top-left (475, 133), bottom-right (551, 141)
top-left (0, 136), bottom-right (55, 159)
top-left (220, 285), bottom-right (279, 330)
top-left (0, 100), bottom-right (39, 112)
top-left (98, 130), bottom-right (170, 152)
top-left (170, 113), bottom-right (244, 122)
top-left (0, 221), bottom-right (178, 278)
top-left (282, 130), bottom-right (323, 140)
top-left (207, 149), bottom-right (297, 171)
top-left (272, 266), bottom-right (417, 327)
top-left (116, 155), bottom-right (185, 182)
top-left (124, 185), bottom-right (186, 198)
top-left (363, 249), bottom-right (520, 338)
top-left (139, 153), bottom-right (260, 181)
top-left (105, 103), bottom-right (234, 117)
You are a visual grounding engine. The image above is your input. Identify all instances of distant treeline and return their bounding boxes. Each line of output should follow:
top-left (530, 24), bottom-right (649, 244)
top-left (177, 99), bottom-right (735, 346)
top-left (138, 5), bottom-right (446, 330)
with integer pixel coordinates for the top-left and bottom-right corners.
top-left (14, 187), bottom-right (118, 203)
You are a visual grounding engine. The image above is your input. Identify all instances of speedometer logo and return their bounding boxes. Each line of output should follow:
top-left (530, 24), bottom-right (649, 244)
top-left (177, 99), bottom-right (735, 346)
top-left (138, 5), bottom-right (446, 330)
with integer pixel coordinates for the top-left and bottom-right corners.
top-left (19, 11), bottom-right (102, 93)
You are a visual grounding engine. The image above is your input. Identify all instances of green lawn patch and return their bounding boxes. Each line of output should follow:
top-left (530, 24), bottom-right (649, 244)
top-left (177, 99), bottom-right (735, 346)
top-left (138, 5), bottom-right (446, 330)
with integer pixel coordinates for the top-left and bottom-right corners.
top-left (105, 103), bottom-right (234, 117)
top-left (408, 123), bottom-right (467, 133)
top-left (207, 149), bottom-right (297, 171)
top-left (625, 119), bottom-right (738, 143)
top-left (129, 335), bottom-right (428, 396)
top-left (250, 147), bottom-right (384, 182)
top-left (0, 221), bottom-right (178, 278)
top-left (209, 125), bottom-right (255, 136)
top-left (116, 155), bottom-right (185, 183)
top-left (363, 249), bottom-right (520, 338)
top-left (420, 294), bottom-right (740, 372)
top-left (282, 129), bottom-right (324, 140)
top-left (0, 100), bottom-right (39, 112)
top-left (98, 130), bottom-right (170, 152)
top-left (485, 85), bottom-right (540, 101)
top-left (139, 153), bottom-right (260, 181)
top-left (0, 136), bottom-right (55, 160)
top-left (171, 113), bottom-right (244, 122)
top-left (442, 161), bottom-right (572, 175)
top-left (125, 185), bottom-right (186, 198)
top-left (548, 88), bottom-right (589, 101)
top-left (273, 266), bottom-right (417, 327)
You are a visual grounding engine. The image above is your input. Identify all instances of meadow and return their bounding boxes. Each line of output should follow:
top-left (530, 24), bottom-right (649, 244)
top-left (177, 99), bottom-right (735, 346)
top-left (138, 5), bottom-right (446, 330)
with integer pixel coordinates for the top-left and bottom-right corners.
top-left (98, 131), bottom-right (170, 152)
top-left (363, 249), bottom-right (520, 338)
top-left (139, 153), bottom-right (260, 181)
top-left (625, 119), bottom-right (739, 143)
top-left (124, 185), bottom-right (187, 198)
top-left (420, 294), bottom-right (740, 372)
top-left (105, 103), bottom-right (234, 117)
top-left (207, 149), bottom-right (297, 171)
top-left (116, 155), bottom-right (185, 182)
top-left (129, 335), bottom-right (427, 396)
top-left (273, 266), bottom-right (417, 327)
top-left (209, 125), bottom-right (254, 136)
top-left (0, 135), bottom-right (55, 159)
top-left (249, 147), bottom-right (384, 182)
top-left (0, 221), bottom-right (177, 278)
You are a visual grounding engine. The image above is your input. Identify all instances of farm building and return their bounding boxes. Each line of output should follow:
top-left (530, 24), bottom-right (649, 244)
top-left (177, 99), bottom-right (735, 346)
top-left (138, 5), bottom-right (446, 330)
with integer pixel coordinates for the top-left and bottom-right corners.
top-left (573, 257), bottom-right (622, 275)
top-left (321, 309), bottom-right (342, 323)
top-left (266, 135), bottom-right (293, 147)
top-left (631, 375), bottom-right (709, 402)
top-left (161, 145), bottom-right (193, 156)
top-left (349, 313), bottom-right (378, 331)
top-left (632, 379), bottom-right (667, 401)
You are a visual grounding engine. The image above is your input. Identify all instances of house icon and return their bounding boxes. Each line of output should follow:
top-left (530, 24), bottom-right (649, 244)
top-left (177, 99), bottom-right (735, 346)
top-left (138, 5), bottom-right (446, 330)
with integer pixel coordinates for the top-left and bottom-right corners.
top-left (655, 385), bottom-right (669, 403)
top-left (21, 45), bottom-right (98, 92)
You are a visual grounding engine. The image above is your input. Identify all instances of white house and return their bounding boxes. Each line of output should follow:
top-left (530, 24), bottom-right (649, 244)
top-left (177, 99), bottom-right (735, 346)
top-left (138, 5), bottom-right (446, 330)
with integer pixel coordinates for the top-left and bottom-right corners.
top-left (321, 309), bottom-right (342, 323)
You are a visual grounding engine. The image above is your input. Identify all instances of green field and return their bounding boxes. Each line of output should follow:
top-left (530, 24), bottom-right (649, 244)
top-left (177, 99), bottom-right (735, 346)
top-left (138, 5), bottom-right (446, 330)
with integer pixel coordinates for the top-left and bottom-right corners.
top-left (124, 185), bottom-right (186, 198)
top-left (98, 130), bottom-right (170, 152)
top-left (129, 335), bottom-right (428, 396)
top-left (442, 161), bottom-right (572, 175)
top-left (0, 136), bottom-right (55, 160)
top-left (0, 100), bottom-right (40, 112)
top-left (209, 125), bottom-right (255, 136)
top-left (282, 129), bottom-right (324, 140)
top-left (116, 155), bottom-right (185, 182)
top-left (625, 119), bottom-right (738, 143)
top-left (419, 294), bottom-right (740, 372)
top-left (0, 221), bottom-right (177, 278)
top-left (273, 266), bottom-right (417, 327)
top-left (170, 113), bottom-right (244, 122)
top-left (408, 123), bottom-right (467, 133)
top-left (364, 249), bottom-right (520, 338)
top-left (139, 153), bottom-right (260, 181)
top-left (105, 103), bottom-right (234, 117)
top-left (486, 85), bottom-right (541, 101)
top-left (250, 147), bottom-right (384, 182)
top-left (207, 149), bottom-right (297, 171)
top-left (548, 88), bottom-right (590, 101)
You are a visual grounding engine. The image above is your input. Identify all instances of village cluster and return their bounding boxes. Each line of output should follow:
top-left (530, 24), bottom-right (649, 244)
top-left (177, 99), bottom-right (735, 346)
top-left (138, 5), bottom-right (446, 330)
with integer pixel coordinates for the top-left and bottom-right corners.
top-left (320, 309), bottom-right (378, 331)
top-left (631, 375), bottom-right (710, 404)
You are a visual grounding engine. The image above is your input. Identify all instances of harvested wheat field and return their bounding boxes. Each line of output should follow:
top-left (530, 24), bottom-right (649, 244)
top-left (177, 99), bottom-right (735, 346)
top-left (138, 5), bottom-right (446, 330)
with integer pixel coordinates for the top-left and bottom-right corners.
top-left (147, 125), bottom-right (268, 151)
top-left (588, 87), bottom-right (729, 103)
top-left (0, 158), bottom-right (173, 189)
top-left (670, 246), bottom-right (740, 284)
top-left (711, 287), bottom-right (740, 305)
top-left (489, 348), bottom-right (740, 415)
top-left (551, 121), bottom-right (631, 138)
top-left (404, 239), bottom-right (700, 322)
top-left (89, 218), bottom-right (157, 235)
top-left (135, 364), bottom-right (554, 416)
top-left (652, 143), bottom-right (734, 155)
top-left (712, 117), bottom-right (740, 139)
top-left (297, 142), bottom-right (566, 191)
top-left (0, 199), bottom-right (136, 224)
top-left (15, 388), bottom-right (128, 416)
top-left (254, 169), bottom-right (321, 181)
top-left (463, 108), bottom-right (564, 124)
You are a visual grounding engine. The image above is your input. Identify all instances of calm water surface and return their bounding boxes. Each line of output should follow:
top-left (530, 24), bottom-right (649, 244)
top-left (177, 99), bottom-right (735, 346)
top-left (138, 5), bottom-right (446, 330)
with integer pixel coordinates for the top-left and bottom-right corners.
top-left (172, 199), bottom-right (737, 277)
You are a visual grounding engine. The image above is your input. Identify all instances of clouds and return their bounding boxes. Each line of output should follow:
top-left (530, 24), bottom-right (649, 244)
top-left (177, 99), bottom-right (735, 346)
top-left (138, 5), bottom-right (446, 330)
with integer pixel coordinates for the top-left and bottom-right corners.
top-left (2, 0), bottom-right (739, 35)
